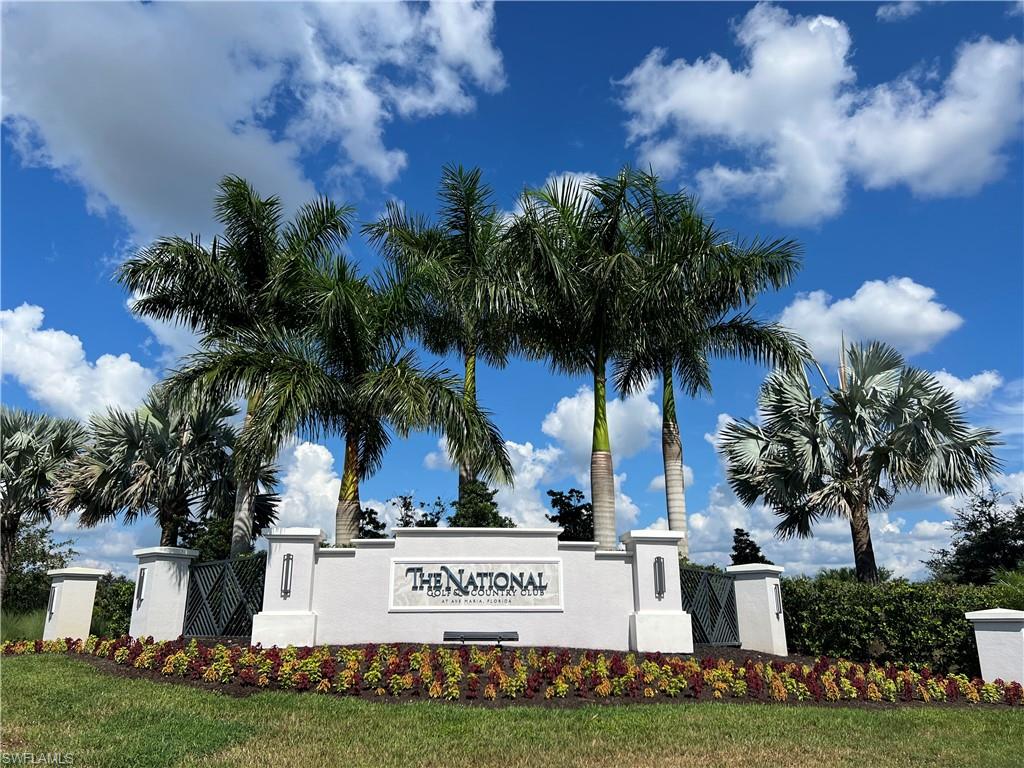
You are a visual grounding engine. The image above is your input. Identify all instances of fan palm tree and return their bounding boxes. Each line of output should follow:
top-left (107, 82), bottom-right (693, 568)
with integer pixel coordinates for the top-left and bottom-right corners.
top-left (615, 175), bottom-right (806, 557)
top-left (517, 170), bottom-right (638, 549)
top-left (167, 248), bottom-right (512, 546)
top-left (718, 341), bottom-right (1002, 582)
top-left (0, 407), bottom-right (86, 595)
top-left (53, 387), bottom-right (278, 549)
top-left (363, 164), bottom-right (520, 500)
top-left (117, 176), bottom-right (352, 555)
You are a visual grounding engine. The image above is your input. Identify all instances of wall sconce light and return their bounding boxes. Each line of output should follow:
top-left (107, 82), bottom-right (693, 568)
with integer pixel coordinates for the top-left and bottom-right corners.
top-left (281, 553), bottom-right (294, 599)
top-left (654, 556), bottom-right (666, 600)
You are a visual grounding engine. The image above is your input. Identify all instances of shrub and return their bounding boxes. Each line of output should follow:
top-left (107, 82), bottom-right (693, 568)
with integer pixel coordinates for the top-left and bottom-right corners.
top-left (782, 576), bottom-right (1023, 675)
top-left (90, 574), bottom-right (134, 637)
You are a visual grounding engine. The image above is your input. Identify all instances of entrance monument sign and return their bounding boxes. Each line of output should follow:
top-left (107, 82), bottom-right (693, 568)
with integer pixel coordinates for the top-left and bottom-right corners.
top-left (251, 526), bottom-right (692, 653)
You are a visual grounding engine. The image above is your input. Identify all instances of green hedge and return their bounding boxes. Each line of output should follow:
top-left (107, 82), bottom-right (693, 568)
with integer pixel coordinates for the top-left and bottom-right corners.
top-left (782, 577), bottom-right (1024, 676)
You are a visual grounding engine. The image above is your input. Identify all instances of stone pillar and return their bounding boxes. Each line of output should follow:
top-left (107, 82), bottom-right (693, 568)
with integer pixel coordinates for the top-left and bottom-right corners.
top-left (251, 528), bottom-right (322, 647)
top-left (965, 608), bottom-right (1024, 683)
top-left (726, 563), bottom-right (788, 656)
top-left (42, 567), bottom-right (106, 640)
top-left (129, 546), bottom-right (199, 640)
top-left (621, 530), bottom-right (693, 653)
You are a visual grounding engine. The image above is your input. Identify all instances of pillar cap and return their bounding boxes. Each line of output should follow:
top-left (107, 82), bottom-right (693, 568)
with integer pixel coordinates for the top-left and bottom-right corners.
top-left (133, 546), bottom-right (200, 560)
top-left (261, 527), bottom-right (325, 542)
top-left (47, 566), bottom-right (106, 579)
top-left (620, 530), bottom-right (684, 545)
top-left (965, 607), bottom-right (1024, 622)
top-left (726, 563), bottom-right (785, 576)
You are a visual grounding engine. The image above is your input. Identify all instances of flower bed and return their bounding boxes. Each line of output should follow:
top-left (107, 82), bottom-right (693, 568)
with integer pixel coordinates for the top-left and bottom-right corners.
top-left (3, 636), bottom-right (1021, 706)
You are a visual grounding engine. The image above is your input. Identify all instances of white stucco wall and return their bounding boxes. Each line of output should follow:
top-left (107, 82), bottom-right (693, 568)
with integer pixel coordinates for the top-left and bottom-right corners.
top-left (129, 547), bottom-right (198, 641)
top-left (252, 527), bottom-right (693, 653)
top-left (43, 567), bottom-right (105, 640)
top-left (966, 608), bottom-right (1024, 683)
top-left (726, 563), bottom-right (788, 656)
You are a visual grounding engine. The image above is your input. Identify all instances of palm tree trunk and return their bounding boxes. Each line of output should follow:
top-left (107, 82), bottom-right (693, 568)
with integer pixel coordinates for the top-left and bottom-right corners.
top-left (849, 502), bottom-right (879, 583)
top-left (591, 347), bottom-right (617, 550)
top-left (229, 395), bottom-right (259, 557)
top-left (0, 513), bottom-right (19, 599)
top-left (458, 351), bottom-right (477, 500)
top-left (159, 515), bottom-right (180, 548)
top-left (661, 366), bottom-right (688, 558)
top-left (335, 433), bottom-right (361, 546)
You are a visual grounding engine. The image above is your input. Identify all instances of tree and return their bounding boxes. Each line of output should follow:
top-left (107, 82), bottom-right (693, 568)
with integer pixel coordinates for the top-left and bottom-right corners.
top-left (118, 176), bottom-right (352, 555)
top-left (616, 174), bottom-right (805, 558)
top-left (179, 503), bottom-right (277, 562)
top-left (730, 528), bottom-right (773, 566)
top-left (364, 165), bottom-right (520, 501)
top-left (0, 407), bottom-right (85, 595)
top-left (168, 248), bottom-right (512, 546)
top-left (545, 488), bottom-right (594, 542)
top-left (391, 495), bottom-right (444, 529)
top-left (357, 507), bottom-right (388, 539)
top-left (720, 341), bottom-right (1001, 583)
top-left (926, 488), bottom-right (1024, 585)
top-left (53, 387), bottom-right (278, 548)
top-left (1, 520), bottom-right (76, 614)
top-left (447, 480), bottom-right (515, 528)
top-left (91, 574), bottom-right (135, 637)
top-left (517, 170), bottom-right (638, 549)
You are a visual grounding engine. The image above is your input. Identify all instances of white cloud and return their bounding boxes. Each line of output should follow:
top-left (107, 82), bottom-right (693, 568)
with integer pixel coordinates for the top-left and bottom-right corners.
top-left (647, 465), bottom-right (694, 492)
top-left (423, 437), bottom-right (456, 472)
top-left (541, 379), bottom-right (662, 476)
top-left (876, 2), bottom-right (922, 22)
top-left (778, 277), bottom-right (963, 360)
top-left (275, 442), bottom-right (341, 533)
top-left (617, 3), bottom-right (1024, 224)
top-left (933, 369), bottom-right (1004, 406)
top-left (0, 303), bottom-right (156, 419)
top-left (704, 413), bottom-right (734, 451)
top-left (2, 1), bottom-right (505, 240)
top-left (493, 441), bottom-right (565, 528)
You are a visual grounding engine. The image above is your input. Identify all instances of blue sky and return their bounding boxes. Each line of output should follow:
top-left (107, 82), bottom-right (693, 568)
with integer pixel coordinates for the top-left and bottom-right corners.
top-left (2, 1), bottom-right (1022, 578)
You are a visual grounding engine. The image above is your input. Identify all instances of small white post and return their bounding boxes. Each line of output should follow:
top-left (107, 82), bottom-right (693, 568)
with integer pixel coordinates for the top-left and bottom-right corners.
top-left (726, 563), bottom-right (788, 656)
top-left (251, 528), bottom-right (322, 647)
top-left (621, 530), bottom-right (693, 654)
top-left (128, 546), bottom-right (199, 640)
top-left (42, 567), bottom-right (105, 640)
top-left (965, 608), bottom-right (1024, 683)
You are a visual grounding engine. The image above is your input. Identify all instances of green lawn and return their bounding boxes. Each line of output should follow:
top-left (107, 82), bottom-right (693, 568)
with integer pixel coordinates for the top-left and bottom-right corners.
top-left (1, 656), bottom-right (1021, 768)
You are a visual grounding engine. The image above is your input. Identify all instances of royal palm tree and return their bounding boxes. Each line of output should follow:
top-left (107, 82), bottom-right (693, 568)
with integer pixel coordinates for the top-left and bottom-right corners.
top-left (615, 175), bottom-right (805, 557)
top-left (52, 387), bottom-right (278, 548)
top-left (0, 407), bottom-right (86, 595)
top-left (168, 249), bottom-right (512, 546)
top-left (118, 176), bottom-right (351, 555)
top-left (363, 164), bottom-right (519, 500)
top-left (718, 341), bottom-right (1001, 582)
top-left (517, 170), bottom-right (638, 549)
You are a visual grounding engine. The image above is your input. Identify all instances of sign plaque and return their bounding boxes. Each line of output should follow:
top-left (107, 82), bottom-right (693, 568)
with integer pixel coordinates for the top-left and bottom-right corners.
top-left (389, 558), bottom-right (563, 612)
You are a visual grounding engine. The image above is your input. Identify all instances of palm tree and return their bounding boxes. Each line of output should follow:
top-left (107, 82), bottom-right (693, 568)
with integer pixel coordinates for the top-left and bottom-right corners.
top-left (517, 170), bottom-right (638, 549)
top-left (52, 387), bottom-right (278, 548)
top-left (0, 407), bottom-right (86, 595)
top-left (117, 176), bottom-right (352, 555)
top-left (615, 175), bottom-right (806, 557)
top-left (363, 165), bottom-right (520, 501)
top-left (718, 341), bottom-right (1002, 582)
top-left (167, 248), bottom-right (512, 546)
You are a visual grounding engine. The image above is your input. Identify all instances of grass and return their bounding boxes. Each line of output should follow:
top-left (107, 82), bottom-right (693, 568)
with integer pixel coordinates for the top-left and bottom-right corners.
top-left (1, 656), bottom-right (1021, 768)
top-left (0, 609), bottom-right (45, 642)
